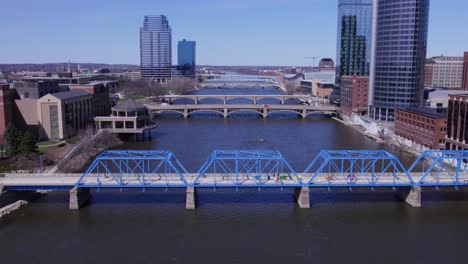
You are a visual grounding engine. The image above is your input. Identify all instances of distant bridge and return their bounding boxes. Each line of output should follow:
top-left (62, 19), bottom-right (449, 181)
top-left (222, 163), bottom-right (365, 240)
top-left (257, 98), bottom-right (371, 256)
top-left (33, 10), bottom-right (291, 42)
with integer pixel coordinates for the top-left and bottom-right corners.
top-left (156, 94), bottom-right (323, 105)
top-left (1, 150), bottom-right (468, 210)
top-left (199, 74), bottom-right (280, 88)
top-left (147, 104), bottom-right (337, 119)
top-left (148, 95), bottom-right (336, 118)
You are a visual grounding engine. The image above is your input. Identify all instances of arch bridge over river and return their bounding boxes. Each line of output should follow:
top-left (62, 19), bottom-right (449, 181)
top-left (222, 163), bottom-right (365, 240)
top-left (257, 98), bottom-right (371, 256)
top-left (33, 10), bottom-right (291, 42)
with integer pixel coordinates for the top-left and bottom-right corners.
top-left (200, 74), bottom-right (280, 88)
top-left (148, 95), bottom-right (337, 118)
top-left (1, 150), bottom-right (468, 210)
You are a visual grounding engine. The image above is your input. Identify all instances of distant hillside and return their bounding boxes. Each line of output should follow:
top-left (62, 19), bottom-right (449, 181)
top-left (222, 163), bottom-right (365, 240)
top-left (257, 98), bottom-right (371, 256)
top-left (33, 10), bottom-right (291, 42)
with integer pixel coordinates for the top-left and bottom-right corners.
top-left (0, 63), bottom-right (140, 73)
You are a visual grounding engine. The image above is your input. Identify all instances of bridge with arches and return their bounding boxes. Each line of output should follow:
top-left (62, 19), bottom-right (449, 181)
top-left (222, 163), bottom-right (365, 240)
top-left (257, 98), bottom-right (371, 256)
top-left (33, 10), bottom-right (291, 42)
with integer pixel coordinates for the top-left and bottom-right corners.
top-left (199, 74), bottom-right (280, 88)
top-left (1, 150), bottom-right (468, 210)
top-left (149, 95), bottom-right (336, 118)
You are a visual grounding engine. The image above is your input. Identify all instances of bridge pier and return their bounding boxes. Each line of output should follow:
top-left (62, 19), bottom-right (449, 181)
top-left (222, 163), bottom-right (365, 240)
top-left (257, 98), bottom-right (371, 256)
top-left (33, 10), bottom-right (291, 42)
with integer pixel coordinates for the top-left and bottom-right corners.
top-left (295, 187), bottom-right (310, 208)
top-left (224, 108), bottom-right (228, 119)
top-left (186, 187), bottom-right (196, 210)
top-left (183, 108), bottom-right (188, 118)
top-left (69, 187), bottom-right (91, 210)
top-left (395, 187), bottom-right (421, 208)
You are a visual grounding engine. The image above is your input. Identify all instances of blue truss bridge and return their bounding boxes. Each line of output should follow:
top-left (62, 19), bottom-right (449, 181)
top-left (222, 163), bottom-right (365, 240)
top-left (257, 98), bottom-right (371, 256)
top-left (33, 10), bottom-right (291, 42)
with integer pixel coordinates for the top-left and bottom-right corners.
top-left (1, 150), bottom-right (467, 210)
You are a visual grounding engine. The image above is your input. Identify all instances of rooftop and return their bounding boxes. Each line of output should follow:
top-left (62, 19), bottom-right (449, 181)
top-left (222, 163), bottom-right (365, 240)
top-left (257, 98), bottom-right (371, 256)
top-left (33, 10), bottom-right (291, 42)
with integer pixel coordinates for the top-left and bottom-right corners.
top-left (113, 99), bottom-right (147, 111)
top-left (50, 89), bottom-right (92, 100)
top-left (429, 90), bottom-right (468, 99)
top-left (397, 107), bottom-right (447, 119)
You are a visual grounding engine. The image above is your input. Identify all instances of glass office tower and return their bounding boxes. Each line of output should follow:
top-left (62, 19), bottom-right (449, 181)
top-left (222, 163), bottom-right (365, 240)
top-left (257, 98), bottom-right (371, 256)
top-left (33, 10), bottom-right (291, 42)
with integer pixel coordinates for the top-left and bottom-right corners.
top-left (140, 15), bottom-right (172, 82)
top-left (369, 0), bottom-right (430, 121)
top-left (177, 39), bottom-right (196, 77)
top-left (336, 0), bottom-right (373, 84)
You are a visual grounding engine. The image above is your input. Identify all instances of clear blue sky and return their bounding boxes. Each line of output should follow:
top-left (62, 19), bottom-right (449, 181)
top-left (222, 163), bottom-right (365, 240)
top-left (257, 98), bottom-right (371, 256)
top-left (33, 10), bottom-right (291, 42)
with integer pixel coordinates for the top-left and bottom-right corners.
top-left (1, 0), bottom-right (467, 66)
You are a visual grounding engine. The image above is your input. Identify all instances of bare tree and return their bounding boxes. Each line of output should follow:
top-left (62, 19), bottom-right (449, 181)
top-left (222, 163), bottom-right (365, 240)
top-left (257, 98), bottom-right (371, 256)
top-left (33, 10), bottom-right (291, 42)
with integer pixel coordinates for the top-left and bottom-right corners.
top-left (118, 79), bottom-right (169, 97)
top-left (166, 77), bottom-right (196, 95)
top-left (285, 81), bottom-right (300, 95)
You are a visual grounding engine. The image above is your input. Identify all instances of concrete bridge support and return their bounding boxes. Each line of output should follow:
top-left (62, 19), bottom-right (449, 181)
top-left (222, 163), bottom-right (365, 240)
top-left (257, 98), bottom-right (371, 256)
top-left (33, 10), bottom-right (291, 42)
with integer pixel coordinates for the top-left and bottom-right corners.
top-left (295, 187), bottom-right (310, 208)
top-left (395, 187), bottom-right (421, 208)
top-left (69, 187), bottom-right (91, 210)
top-left (0, 184), bottom-right (3, 195)
top-left (186, 187), bottom-right (197, 210)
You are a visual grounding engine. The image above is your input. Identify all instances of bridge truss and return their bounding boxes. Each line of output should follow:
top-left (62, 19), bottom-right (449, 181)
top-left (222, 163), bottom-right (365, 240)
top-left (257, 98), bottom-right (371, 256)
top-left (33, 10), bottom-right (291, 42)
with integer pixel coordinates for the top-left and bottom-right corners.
top-left (192, 150), bottom-right (301, 189)
top-left (76, 151), bottom-right (189, 190)
top-left (409, 150), bottom-right (468, 189)
top-left (303, 150), bottom-right (414, 190)
top-left (71, 150), bottom-right (468, 191)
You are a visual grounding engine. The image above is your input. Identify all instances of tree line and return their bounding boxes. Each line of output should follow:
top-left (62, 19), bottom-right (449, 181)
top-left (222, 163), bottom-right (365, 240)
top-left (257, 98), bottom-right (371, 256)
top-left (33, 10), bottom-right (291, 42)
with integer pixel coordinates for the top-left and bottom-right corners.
top-left (1, 125), bottom-right (37, 158)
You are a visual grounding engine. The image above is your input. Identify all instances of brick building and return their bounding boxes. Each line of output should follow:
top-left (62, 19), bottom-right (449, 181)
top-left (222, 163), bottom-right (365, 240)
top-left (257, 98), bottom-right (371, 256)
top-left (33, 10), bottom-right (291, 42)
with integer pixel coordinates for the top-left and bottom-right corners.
top-left (424, 63), bottom-right (434, 87)
top-left (339, 76), bottom-right (369, 117)
top-left (446, 94), bottom-right (468, 150)
top-left (0, 84), bottom-right (16, 136)
top-left (395, 108), bottom-right (447, 150)
top-left (463, 52), bottom-right (468, 90)
top-left (68, 82), bottom-right (111, 117)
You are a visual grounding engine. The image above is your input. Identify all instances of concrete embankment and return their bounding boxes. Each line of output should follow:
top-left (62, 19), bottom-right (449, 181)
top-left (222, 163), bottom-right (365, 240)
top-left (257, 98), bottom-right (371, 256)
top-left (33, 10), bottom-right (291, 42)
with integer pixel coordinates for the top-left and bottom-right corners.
top-left (332, 115), bottom-right (424, 157)
top-left (0, 200), bottom-right (28, 218)
top-left (0, 188), bottom-right (43, 217)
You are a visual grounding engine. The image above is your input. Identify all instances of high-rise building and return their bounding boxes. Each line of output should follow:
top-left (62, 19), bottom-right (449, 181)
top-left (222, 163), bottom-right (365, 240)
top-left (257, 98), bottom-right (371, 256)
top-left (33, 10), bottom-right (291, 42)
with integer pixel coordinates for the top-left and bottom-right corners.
top-left (177, 39), bottom-right (196, 77)
top-left (463, 52), bottom-right (468, 90)
top-left (424, 56), bottom-right (464, 89)
top-left (140, 15), bottom-right (172, 82)
top-left (369, 0), bottom-right (430, 122)
top-left (336, 0), bottom-right (373, 84)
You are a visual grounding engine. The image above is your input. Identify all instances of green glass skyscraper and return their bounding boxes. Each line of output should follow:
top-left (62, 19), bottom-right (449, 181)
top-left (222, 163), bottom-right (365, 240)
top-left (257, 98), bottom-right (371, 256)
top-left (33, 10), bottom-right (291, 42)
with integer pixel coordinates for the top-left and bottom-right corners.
top-left (336, 0), bottom-right (373, 84)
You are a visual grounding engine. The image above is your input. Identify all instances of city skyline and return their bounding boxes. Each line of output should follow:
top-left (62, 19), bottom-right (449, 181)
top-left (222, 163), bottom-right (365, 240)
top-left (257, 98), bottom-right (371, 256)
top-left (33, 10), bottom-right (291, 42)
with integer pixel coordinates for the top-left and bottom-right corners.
top-left (1, 0), bottom-right (467, 66)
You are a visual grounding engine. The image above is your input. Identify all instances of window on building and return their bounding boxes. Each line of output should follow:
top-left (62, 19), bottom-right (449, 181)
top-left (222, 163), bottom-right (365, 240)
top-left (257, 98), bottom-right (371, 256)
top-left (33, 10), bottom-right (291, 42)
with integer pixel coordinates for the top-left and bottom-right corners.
top-left (115, 121), bottom-right (124, 128)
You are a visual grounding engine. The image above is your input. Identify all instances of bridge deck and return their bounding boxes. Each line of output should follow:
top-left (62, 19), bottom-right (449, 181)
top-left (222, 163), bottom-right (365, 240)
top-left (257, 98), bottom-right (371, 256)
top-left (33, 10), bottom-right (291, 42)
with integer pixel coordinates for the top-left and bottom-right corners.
top-left (1, 173), bottom-right (465, 190)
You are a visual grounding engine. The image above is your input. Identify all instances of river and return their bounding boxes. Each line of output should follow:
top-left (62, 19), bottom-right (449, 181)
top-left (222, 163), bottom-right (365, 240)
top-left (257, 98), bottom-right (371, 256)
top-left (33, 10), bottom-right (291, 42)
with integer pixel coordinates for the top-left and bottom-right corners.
top-left (1, 86), bottom-right (468, 264)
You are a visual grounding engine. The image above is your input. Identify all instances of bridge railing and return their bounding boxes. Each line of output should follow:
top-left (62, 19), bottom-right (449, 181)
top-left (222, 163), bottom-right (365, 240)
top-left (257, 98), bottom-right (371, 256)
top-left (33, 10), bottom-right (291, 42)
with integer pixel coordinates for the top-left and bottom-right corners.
top-left (303, 150), bottom-right (415, 190)
top-left (408, 150), bottom-right (468, 188)
top-left (4, 150), bottom-right (468, 190)
top-left (75, 150), bottom-right (189, 189)
top-left (193, 150), bottom-right (301, 189)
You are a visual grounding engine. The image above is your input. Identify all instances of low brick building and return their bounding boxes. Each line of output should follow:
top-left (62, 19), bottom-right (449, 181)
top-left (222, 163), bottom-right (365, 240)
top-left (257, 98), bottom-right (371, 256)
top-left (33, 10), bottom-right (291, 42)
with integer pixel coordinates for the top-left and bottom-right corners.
top-left (395, 108), bottom-right (447, 150)
top-left (446, 93), bottom-right (468, 150)
top-left (339, 75), bottom-right (369, 117)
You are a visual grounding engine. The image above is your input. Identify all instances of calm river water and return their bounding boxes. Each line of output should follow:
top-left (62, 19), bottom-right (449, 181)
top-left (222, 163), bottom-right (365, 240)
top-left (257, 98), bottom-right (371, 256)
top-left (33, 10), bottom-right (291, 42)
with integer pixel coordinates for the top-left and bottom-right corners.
top-left (1, 86), bottom-right (468, 264)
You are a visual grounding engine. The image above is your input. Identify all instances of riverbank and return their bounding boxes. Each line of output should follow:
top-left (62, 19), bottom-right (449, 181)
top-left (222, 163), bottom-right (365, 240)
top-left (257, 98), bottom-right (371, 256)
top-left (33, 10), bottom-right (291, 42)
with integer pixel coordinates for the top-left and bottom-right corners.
top-left (333, 115), bottom-right (425, 158)
top-left (0, 189), bottom-right (44, 218)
